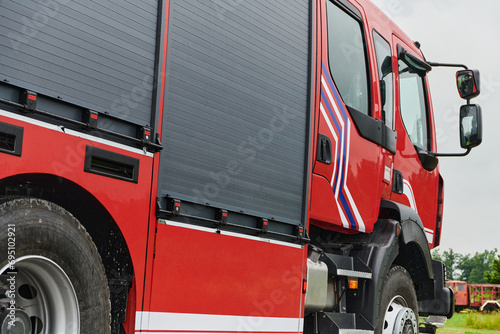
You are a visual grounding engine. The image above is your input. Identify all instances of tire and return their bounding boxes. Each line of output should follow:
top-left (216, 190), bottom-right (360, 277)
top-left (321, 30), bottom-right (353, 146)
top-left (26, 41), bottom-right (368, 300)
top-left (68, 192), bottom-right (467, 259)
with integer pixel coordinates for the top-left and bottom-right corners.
top-left (0, 198), bottom-right (111, 333)
top-left (376, 266), bottom-right (418, 334)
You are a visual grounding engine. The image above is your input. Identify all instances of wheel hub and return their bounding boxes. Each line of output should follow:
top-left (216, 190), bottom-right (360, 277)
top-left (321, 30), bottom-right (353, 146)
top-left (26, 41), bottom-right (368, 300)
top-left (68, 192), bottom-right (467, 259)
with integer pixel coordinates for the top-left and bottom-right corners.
top-left (0, 256), bottom-right (80, 334)
top-left (0, 309), bottom-right (31, 334)
top-left (383, 296), bottom-right (418, 334)
top-left (395, 307), bottom-right (417, 334)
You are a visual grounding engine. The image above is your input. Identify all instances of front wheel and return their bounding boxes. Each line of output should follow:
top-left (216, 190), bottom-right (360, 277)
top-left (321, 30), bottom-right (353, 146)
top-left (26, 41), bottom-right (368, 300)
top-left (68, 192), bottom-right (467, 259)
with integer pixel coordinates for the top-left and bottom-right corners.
top-left (0, 198), bottom-right (111, 333)
top-left (377, 266), bottom-right (418, 334)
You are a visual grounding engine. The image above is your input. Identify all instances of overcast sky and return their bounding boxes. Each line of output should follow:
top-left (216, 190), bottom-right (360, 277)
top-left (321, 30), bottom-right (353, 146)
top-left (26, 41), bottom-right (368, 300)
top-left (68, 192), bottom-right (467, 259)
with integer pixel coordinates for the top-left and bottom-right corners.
top-left (371, 0), bottom-right (500, 254)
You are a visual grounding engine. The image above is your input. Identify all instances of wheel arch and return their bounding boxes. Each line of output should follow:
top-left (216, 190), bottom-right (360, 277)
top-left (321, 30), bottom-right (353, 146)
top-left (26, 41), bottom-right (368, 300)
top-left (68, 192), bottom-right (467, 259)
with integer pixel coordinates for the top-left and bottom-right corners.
top-left (353, 200), bottom-right (436, 326)
top-left (379, 200), bottom-right (454, 318)
top-left (380, 199), bottom-right (434, 290)
top-left (0, 173), bottom-right (134, 332)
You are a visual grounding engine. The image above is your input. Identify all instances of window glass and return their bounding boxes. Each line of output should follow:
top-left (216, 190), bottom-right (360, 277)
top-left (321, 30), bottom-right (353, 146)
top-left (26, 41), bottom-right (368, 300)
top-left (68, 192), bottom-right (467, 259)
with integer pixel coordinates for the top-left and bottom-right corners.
top-left (373, 31), bottom-right (393, 128)
top-left (327, 1), bottom-right (369, 115)
top-left (398, 59), bottom-right (429, 150)
top-left (457, 284), bottom-right (466, 292)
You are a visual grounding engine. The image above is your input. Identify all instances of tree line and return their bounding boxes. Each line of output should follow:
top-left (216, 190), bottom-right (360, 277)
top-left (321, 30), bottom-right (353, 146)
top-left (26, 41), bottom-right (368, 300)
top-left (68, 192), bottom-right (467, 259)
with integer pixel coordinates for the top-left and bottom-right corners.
top-left (432, 248), bottom-right (500, 284)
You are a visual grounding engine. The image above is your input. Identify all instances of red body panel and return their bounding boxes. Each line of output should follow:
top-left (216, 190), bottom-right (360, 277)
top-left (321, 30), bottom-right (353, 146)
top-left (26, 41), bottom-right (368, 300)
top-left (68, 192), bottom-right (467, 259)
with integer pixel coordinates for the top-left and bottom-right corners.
top-left (0, 111), bottom-right (155, 331)
top-left (147, 222), bottom-right (305, 317)
top-left (139, 219), bottom-right (308, 332)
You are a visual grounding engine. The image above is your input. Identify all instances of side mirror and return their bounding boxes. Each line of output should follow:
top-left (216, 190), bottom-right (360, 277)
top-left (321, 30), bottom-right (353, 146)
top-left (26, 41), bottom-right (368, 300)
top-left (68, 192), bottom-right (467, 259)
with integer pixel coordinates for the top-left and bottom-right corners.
top-left (460, 104), bottom-right (482, 149)
top-left (456, 70), bottom-right (480, 100)
top-left (432, 103), bottom-right (483, 157)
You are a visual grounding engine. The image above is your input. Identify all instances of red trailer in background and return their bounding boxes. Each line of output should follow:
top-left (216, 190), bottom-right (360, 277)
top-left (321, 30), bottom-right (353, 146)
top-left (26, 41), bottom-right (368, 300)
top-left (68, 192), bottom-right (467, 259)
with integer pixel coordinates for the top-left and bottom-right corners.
top-left (447, 281), bottom-right (500, 312)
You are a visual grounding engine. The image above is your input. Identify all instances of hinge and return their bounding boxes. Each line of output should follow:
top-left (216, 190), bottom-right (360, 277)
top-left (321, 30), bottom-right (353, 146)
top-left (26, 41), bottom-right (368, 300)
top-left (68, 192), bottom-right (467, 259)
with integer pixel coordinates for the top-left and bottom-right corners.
top-left (216, 209), bottom-right (228, 226)
top-left (83, 110), bottom-right (99, 129)
top-left (21, 90), bottom-right (37, 112)
top-left (258, 218), bottom-right (269, 233)
top-left (153, 226), bottom-right (157, 259)
top-left (167, 198), bottom-right (182, 215)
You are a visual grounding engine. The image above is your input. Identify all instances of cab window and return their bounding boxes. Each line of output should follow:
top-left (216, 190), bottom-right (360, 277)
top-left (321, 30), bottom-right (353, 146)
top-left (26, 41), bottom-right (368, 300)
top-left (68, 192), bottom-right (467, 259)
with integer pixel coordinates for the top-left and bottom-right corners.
top-left (398, 59), bottom-right (430, 150)
top-left (326, 1), bottom-right (369, 115)
top-left (373, 31), bottom-right (393, 128)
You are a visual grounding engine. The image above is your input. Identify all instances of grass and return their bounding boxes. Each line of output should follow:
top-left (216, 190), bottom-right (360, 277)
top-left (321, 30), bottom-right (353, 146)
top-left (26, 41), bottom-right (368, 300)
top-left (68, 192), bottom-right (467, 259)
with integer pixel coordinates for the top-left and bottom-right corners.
top-left (436, 311), bottom-right (500, 334)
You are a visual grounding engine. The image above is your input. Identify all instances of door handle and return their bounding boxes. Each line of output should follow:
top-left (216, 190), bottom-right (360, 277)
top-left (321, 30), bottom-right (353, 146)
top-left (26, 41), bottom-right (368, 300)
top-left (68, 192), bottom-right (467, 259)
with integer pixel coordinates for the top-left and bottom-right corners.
top-left (317, 134), bottom-right (332, 164)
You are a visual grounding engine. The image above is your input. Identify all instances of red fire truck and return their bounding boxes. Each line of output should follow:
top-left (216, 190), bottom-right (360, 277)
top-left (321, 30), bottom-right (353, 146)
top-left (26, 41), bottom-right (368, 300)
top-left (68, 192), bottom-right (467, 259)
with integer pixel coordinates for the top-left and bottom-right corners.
top-left (0, 0), bottom-right (482, 333)
top-left (447, 281), bottom-right (500, 312)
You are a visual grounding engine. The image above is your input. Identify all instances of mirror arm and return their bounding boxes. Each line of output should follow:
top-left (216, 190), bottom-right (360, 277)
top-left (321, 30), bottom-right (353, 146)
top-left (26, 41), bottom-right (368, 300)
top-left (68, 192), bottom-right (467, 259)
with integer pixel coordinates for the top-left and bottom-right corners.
top-left (430, 148), bottom-right (471, 157)
top-left (427, 62), bottom-right (468, 70)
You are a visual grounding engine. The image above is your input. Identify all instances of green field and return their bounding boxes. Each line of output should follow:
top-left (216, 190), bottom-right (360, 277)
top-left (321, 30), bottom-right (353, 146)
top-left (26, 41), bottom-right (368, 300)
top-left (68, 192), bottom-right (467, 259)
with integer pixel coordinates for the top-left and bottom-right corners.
top-left (436, 312), bottom-right (500, 334)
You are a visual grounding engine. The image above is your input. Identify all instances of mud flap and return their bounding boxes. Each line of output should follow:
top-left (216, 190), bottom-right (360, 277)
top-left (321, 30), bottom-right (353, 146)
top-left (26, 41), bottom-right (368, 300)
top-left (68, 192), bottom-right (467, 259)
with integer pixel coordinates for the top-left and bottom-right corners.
top-left (418, 260), bottom-right (455, 319)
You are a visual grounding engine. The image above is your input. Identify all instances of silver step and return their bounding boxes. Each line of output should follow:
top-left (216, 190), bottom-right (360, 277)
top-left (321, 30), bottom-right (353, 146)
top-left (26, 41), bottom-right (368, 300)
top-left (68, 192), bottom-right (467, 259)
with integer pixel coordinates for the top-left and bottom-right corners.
top-left (420, 315), bottom-right (447, 328)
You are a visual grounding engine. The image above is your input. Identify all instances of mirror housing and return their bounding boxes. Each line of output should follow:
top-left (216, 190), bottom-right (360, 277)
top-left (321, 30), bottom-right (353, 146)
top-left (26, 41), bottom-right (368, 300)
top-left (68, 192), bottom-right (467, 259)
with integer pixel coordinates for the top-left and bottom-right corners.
top-left (417, 148), bottom-right (439, 171)
top-left (460, 104), bottom-right (482, 149)
top-left (401, 51), bottom-right (432, 75)
top-left (456, 69), bottom-right (480, 100)
top-left (398, 46), bottom-right (432, 76)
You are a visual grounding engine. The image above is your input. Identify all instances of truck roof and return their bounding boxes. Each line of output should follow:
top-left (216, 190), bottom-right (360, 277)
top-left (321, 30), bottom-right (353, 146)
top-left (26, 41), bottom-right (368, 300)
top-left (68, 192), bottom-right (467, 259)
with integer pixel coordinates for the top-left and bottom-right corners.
top-left (359, 0), bottom-right (424, 57)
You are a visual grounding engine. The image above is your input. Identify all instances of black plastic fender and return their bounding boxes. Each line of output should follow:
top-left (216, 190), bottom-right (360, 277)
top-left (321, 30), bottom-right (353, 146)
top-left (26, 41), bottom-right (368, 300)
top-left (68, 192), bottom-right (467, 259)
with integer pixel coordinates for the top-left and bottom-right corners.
top-left (377, 200), bottom-right (453, 317)
top-left (350, 219), bottom-right (400, 326)
top-left (346, 200), bottom-right (438, 326)
top-left (381, 199), bottom-right (434, 281)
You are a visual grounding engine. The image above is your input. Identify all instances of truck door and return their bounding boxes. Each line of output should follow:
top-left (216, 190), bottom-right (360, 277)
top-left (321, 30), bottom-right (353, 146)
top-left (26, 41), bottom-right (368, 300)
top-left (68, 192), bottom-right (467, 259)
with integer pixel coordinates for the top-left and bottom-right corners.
top-left (310, 0), bottom-right (396, 234)
top-left (391, 36), bottom-right (440, 245)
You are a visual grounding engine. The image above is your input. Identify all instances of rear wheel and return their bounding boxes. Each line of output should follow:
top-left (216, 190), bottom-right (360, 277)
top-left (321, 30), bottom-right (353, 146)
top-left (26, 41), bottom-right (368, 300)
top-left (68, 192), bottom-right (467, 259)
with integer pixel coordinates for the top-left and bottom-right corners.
top-left (0, 198), bottom-right (111, 333)
top-left (377, 266), bottom-right (418, 334)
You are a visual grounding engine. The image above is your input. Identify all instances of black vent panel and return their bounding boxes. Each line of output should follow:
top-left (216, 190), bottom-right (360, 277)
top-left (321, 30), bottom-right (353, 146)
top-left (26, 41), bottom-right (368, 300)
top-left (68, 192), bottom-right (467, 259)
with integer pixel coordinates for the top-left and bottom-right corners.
top-left (0, 121), bottom-right (23, 157)
top-left (84, 146), bottom-right (139, 183)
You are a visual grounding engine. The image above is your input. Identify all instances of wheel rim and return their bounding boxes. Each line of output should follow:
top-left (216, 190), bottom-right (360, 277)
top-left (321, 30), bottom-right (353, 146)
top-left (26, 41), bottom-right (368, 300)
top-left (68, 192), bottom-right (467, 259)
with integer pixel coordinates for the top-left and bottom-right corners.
top-left (0, 255), bottom-right (80, 334)
top-left (382, 295), bottom-right (418, 334)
